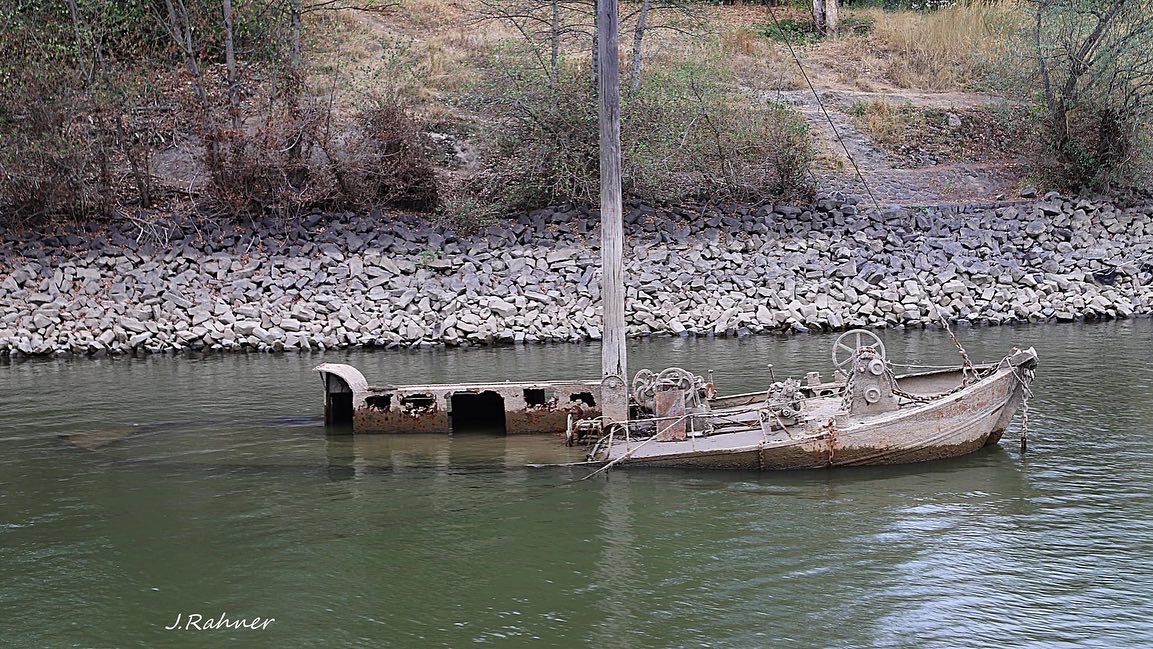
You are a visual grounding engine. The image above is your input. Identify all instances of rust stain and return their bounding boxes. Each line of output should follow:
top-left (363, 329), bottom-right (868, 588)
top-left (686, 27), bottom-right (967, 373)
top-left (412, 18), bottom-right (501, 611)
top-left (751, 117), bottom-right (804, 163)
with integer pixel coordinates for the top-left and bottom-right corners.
top-left (354, 408), bottom-right (451, 434)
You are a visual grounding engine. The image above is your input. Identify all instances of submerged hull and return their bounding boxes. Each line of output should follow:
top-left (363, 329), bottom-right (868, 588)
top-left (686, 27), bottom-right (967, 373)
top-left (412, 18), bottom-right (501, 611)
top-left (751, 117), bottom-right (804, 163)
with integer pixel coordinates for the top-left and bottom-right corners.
top-left (597, 355), bottom-right (1035, 471)
top-left (314, 362), bottom-right (607, 434)
top-left (313, 338), bottom-right (1038, 472)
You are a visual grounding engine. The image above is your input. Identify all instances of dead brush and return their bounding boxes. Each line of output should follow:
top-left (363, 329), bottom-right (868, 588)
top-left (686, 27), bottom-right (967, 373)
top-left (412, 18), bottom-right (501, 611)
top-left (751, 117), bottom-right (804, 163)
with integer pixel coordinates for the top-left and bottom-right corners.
top-left (208, 110), bottom-right (331, 215)
top-left (0, 135), bottom-right (111, 223)
top-left (203, 88), bottom-right (439, 215)
top-left (325, 101), bottom-right (440, 211)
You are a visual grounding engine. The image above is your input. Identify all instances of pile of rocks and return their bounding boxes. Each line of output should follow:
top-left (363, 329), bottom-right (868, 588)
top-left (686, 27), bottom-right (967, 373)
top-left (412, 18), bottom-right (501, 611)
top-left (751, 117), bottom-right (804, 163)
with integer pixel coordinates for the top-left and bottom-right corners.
top-left (1, 193), bottom-right (1151, 357)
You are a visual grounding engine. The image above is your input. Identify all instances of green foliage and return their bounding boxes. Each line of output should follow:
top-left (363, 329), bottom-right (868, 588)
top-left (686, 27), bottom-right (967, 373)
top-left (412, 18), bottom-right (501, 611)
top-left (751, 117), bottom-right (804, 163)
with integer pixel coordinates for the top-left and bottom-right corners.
top-left (465, 55), bottom-right (814, 213)
top-left (757, 14), bottom-right (874, 46)
top-left (758, 19), bottom-right (823, 46)
top-left (1031, 0), bottom-right (1153, 190)
top-left (860, 0), bottom-right (957, 10)
top-left (436, 188), bottom-right (501, 234)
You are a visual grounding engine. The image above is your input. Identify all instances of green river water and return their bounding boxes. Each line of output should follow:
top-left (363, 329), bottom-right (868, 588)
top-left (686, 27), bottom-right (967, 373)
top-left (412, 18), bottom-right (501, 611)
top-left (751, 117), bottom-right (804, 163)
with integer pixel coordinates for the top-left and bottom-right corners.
top-left (2, 321), bottom-right (1152, 648)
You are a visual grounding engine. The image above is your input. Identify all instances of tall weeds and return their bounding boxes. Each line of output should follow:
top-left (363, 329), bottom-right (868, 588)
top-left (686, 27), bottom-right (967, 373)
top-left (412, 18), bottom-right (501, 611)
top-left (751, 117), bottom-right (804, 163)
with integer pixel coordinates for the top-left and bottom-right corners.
top-left (867, 1), bottom-right (1026, 90)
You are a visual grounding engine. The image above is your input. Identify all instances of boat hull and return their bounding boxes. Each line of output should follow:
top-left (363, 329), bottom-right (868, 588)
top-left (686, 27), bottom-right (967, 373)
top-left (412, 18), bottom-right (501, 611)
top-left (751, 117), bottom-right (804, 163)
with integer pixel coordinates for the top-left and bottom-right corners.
top-left (600, 360), bottom-right (1031, 471)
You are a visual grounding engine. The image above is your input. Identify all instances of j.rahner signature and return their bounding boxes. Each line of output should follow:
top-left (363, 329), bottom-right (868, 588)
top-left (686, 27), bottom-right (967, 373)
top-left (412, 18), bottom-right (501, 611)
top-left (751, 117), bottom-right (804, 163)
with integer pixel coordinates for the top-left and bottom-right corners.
top-left (165, 612), bottom-right (275, 631)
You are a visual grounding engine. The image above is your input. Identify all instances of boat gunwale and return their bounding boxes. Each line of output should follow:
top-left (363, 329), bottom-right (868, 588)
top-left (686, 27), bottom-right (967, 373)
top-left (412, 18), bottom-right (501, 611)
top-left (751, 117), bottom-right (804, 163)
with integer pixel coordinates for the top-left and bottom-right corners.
top-left (708, 363), bottom-right (996, 409)
top-left (365, 379), bottom-right (604, 393)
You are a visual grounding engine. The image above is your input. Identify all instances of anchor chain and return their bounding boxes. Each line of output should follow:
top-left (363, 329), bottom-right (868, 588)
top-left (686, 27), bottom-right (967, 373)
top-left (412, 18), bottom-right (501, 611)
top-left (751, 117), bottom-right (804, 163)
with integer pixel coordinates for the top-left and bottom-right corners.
top-left (1020, 393), bottom-right (1030, 453)
top-left (1014, 366), bottom-right (1036, 454)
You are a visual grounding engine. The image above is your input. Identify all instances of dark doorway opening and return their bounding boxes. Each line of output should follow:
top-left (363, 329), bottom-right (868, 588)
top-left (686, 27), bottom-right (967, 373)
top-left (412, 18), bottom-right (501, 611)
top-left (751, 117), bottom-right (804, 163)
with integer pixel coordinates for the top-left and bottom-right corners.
top-left (326, 392), bottom-right (353, 428)
top-left (450, 391), bottom-right (507, 434)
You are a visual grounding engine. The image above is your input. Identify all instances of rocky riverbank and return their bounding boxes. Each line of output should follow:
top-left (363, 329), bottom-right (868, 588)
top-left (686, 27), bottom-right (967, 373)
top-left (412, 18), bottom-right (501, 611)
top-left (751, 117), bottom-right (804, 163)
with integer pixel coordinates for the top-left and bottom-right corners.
top-left (2, 194), bottom-right (1152, 358)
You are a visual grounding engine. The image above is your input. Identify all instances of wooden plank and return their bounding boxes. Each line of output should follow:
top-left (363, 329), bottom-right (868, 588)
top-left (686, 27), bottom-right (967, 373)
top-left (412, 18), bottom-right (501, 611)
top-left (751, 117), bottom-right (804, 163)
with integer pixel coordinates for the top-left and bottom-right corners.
top-left (597, 0), bottom-right (628, 423)
top-left (654, 389), bottom-right (687, 441)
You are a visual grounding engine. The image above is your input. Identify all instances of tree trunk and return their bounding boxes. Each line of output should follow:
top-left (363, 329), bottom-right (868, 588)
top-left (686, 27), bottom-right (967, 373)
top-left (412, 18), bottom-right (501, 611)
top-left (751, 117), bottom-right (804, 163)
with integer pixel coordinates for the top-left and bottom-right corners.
top-left (164, 0), bottom-right (182, 53)
top-left (1033, 5), bottom-right (1065, 146)
top-left (222, 0), bottom-right (241, 132)
top-left (591, 22), bottom-right (599, 88)
top-left (164, 0), bottom-right (222, 181)
top-left (811, 0), bottom-right (826, 35)
top-left (824, 0), bottom-right (838, 37)
top-left (115, 115), bottom-right (153, 208)
top-left (628, 0), bottom-right (651, 92)
top-left (290, 0), bottom-right (303, 75)
top-left (66, 0), bottom-right (116, 213)
top-left (65, 0), bottom-right (92, 82)
top-left (550, 0), bottom-right (560, 87)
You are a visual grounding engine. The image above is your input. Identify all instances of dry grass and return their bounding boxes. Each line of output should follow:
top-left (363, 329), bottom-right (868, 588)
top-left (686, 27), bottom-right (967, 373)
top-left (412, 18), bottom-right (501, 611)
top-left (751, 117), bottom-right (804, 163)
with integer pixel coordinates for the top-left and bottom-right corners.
top-left (303, 1), bottom-right (511, 114)
top-left (866, 2), bottom-right (1027, 90)
top-left (302, 1), bottom-right (810, 115)
top-left (849, 98), bottom-right (1032, 168)
top-left (850, 100), bottom-right (918, 147)
top-left (775, 2), bottom-right (1028, 93)
top-left (631, 4), bottom-right (805, 91)
top-left (721, 26), bottom-right (805, 91)
top-left (392, 0), bottom-right (467, 30)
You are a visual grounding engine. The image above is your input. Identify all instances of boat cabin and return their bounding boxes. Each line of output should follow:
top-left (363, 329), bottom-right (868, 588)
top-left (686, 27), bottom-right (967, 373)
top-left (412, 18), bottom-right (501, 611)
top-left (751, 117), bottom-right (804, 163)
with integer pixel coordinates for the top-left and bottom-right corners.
top-left (315, 363), bottom-right (604, 434)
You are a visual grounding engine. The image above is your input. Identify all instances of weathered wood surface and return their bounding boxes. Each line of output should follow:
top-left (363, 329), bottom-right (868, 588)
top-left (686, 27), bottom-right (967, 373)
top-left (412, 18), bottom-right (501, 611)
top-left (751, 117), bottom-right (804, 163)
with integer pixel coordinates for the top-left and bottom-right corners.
top-left (597, 0), bottom-right (628, 424)
top-left (600, 349), bottom-right (1037, 470)
top-left (654, 389), bottom-right (687, 441)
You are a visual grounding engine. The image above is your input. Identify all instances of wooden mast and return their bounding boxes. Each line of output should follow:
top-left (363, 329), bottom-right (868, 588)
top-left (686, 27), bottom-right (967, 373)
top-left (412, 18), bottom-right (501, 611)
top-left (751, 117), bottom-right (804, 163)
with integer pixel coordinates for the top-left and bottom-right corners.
top-left (597, 0), bottom-right (628, 423)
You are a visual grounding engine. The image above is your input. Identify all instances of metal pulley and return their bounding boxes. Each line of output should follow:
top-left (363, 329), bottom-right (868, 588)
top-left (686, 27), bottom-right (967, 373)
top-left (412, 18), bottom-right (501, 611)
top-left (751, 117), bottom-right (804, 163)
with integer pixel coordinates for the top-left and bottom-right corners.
top-left (867, 358), bottom-right (886, 376)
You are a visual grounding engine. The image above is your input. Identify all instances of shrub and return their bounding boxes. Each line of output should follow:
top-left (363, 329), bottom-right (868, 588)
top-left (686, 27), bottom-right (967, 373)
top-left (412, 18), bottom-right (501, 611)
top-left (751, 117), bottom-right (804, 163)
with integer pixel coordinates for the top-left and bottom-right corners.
top-left (757, 15), bottom-right (875, 45)
top-left (333, 101), bottom-right (440, 211)
top-left (0, 126), bottom-right (110, 222)
top-left (1031, 0), bottom-right (1153, 191)
top-left (624, 63), bottom-right (812, 202)
top-left (206, 91), bottom-right (440, 215)
top-left (758, 18), bottom-right (825, 46)
top-left (0, 53), bottom-right (143, 223)
top-left (468, 58), bottom-right (600, 210)
top-left (466, 56), bottom-right (814, 212)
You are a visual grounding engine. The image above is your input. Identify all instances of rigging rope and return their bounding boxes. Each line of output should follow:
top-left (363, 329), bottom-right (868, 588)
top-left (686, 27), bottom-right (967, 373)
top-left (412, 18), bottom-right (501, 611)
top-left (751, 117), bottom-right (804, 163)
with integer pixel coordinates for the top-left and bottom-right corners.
top-left (765, 3), bottom-right (881, 212)
top-left (763, 4), bottom-right (976, 372)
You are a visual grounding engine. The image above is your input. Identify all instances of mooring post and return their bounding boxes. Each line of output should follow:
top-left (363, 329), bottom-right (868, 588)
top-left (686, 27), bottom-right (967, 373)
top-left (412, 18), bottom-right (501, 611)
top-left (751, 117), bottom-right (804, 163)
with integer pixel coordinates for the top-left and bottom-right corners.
top-left (597, 0), bottom-right (628, 425)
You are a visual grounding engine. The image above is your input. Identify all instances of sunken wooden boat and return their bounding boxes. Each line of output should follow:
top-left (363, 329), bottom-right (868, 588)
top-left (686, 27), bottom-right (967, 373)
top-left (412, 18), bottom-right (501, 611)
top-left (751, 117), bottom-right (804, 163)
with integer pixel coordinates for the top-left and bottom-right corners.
top-left (313, 362), bottom-right (613, 434)
top-left (584, 330), bottom-right (1038, 471)
top-left (315, 328), bottom-right (1038, 472)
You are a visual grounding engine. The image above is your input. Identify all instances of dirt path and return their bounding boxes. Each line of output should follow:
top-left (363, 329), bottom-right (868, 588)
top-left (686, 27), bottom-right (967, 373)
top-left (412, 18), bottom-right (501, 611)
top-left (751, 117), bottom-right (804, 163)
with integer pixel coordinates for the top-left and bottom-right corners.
top-left (761, 86), bottom-right (1024, 206)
